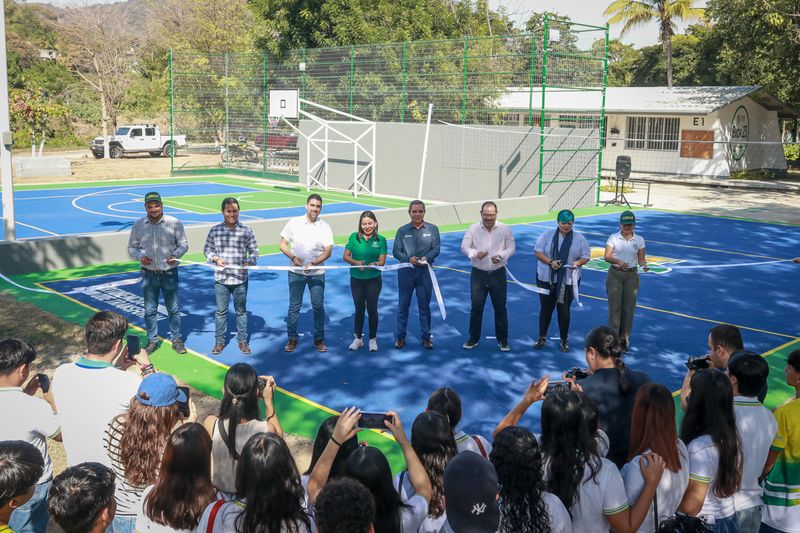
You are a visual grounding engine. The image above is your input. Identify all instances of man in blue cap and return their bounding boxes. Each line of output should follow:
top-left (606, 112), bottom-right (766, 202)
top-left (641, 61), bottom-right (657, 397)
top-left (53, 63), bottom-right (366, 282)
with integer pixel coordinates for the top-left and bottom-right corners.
top-left (533, 209), bottom-right (590, 352)
top-left (127, 191), bottom-right (189, 354)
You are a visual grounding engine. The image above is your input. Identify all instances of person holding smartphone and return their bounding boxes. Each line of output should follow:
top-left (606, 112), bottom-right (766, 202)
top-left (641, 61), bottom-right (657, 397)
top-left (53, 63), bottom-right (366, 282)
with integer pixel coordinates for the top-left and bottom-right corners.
top-left (533, 210), bottom-right (591, 353)
top-left (343, 210), bottom-right (387, 352)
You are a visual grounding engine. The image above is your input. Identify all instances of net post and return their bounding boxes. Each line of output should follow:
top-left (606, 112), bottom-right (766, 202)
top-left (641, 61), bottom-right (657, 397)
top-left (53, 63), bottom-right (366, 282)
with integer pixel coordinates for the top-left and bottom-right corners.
top-left (418, 103), bottom-right (434, 199)
top-left (538, 16), bottom-right (549, 196)
top-left (596, 23), bottom-right (610, 206)
top-left (263, 49), bottom-right (268, 174)
top-left (168, 49), bottom-right (174, 175)
top-left (401, 42), bottom-right (407, 123)
top-left (461, 37), bottom-right (468, 124)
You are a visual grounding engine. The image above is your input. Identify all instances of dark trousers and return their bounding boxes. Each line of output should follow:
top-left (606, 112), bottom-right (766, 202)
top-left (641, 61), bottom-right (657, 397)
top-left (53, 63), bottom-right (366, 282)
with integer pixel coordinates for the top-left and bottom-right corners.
top-left (350, 276), bottom-right (382, 339)
top-left (537, 279), bottom-right (575, 340)
top-left (469, 267), bottom-right (508, 344)
top-left (396, 266), bottom-right (433, 341)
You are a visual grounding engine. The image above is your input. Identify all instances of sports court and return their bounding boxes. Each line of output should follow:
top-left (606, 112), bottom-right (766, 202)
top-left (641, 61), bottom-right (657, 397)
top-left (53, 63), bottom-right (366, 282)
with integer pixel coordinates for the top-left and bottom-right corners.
top-left (0, 177), bottom-right (409, 239)
top-left (8, 208), bottom-right (797, 447)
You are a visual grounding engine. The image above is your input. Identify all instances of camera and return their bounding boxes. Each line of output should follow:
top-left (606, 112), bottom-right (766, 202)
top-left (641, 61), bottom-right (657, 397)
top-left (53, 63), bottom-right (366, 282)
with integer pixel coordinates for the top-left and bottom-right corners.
top-left (685, 356), bottom-right (710, 371)
top-left (257, 377), bottom-right (267, 396)
top-left (544, 381), bottom-right (571, 396)
top-left (564, 367), bottom-right (590, 380)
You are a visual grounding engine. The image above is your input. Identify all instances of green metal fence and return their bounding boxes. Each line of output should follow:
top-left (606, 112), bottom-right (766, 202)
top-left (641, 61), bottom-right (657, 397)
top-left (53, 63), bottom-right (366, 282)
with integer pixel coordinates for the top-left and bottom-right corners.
top-left (170, 17), bottom-right (608, 207)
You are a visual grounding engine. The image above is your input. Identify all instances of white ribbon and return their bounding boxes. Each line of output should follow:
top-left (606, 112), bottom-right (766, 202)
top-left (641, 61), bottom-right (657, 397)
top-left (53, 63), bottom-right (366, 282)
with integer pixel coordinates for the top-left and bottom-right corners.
top-left (504, 266), bottom-right (582, 307)
top-left (418, 260), bottom-right (447, 320)
top-left (652, 259), bottom-right (793, 271)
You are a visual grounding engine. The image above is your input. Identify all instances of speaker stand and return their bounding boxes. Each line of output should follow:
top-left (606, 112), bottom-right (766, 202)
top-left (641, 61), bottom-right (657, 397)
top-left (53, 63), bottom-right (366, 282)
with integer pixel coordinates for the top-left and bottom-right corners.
top-left (604, 176), bottom-right (631, 208)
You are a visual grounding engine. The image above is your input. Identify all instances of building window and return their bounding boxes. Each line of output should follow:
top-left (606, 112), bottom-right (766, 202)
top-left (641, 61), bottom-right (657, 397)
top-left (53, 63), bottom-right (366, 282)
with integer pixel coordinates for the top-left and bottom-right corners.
top-left (559, 114), bottom-right (603, 129)
top-left (625, 116), bottom-right (679, 151)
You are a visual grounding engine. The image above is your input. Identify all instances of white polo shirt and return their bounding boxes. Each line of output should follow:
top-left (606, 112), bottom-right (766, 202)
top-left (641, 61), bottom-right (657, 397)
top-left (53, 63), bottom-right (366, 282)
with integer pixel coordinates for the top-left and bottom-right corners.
top-left (567, 458), bottom-right (630, 533)
top-left (280, 215), bottom-right (334, 276)
top-left (687, 435), bottom-right (735, 519)
top-left (733, 396), bottom-right (778, 511)
top-left (52, 357), bottom-right (140, 466)
top-left (606, 232), bottom-right (645, 269)
top-left (0, 387), bottom-right (60, 484)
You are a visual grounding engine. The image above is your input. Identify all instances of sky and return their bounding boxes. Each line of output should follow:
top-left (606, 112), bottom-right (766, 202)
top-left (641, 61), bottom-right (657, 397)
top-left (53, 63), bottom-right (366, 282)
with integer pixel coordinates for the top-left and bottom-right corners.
top-left (29, 0), bottom-right (708, 49)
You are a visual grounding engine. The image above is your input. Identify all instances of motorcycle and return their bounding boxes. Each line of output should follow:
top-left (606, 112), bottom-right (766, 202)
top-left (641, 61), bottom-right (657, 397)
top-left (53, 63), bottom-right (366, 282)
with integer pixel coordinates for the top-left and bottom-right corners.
top-left (219, 137), bottom-right (260, 164)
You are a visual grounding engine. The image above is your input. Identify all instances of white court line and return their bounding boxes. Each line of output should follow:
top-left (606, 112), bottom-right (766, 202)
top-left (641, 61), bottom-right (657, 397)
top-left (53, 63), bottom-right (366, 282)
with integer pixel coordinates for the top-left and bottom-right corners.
top-left (107, 200), bottom-right (143, 214)
top-left (14, 221), bottom-right (60, 236)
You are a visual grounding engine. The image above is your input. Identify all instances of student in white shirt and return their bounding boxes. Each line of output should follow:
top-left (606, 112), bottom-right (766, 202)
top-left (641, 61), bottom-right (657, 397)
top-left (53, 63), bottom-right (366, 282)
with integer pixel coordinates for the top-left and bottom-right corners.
top-left (678, 370), bottom-right (743, 532)
top-left (727, 352), bottom-right (777, 533)
top-left (279, 193), bottom-right (334, 353)
top-left (604, 210), bottom-right (648, 351)
top-left (426, 387), bottom-right (493, 458)
top-left (491, 426), bottom-right (573, 533)
top-left (196, 432), bottom-right (311, 533)
top-left (621, 383), bottom-right (690, 533)
top-left (136, 423), bottom-right (218, 532)
top-left (307, 408), bottom-right (432, 533)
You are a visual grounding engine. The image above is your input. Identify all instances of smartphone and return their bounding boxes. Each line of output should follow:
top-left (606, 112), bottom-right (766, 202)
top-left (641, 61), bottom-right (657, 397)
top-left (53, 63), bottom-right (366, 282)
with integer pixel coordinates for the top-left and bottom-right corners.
top-left (358, 412), bottom-right (391, 430)
top-left (126, 335), bottom-right (140, 361)
top-left (545, 381), bottom-right (571, 396)
top-left (37, 373), bottom-right (50, 393)
top-left (177, 386), bottom-right (190, 417)
top-left (257, 377), bottom-right (267, 396)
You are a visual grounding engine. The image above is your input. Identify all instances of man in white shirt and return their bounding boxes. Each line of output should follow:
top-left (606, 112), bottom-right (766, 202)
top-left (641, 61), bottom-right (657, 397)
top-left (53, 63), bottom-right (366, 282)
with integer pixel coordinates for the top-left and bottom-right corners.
top-left (727, 352), bottom-right (777, 533)
top-left (0, 338), bottom-right (60, 533)
top-left (52, 310), bottom-right (155, 467)
top-left (279, 194), bottom-right (334, 353)
top-left (460, 201), bottom-right (515, 351)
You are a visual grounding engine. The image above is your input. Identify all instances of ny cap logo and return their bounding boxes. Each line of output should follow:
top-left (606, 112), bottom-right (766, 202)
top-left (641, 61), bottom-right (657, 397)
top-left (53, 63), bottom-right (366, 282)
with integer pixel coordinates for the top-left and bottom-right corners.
top-left (471, 503), bottom-right (486, 515)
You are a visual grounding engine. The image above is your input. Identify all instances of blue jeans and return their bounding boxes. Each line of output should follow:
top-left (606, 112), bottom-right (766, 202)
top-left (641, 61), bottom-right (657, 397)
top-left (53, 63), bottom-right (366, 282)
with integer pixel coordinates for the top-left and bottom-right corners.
top-left (707, 514), bottom-right (739, 533)
top-left (215, 281), bottom-right (248, 343)
top-left (106, 515), bottom-right (135, 533)
top-left (9, 480), bottom-right (50, 533)
top-left (395, 266), bottom-right (432, 341)
top-left (287, 272), bottom-right (325, 341)
top-left (141, 268), bottom-right (181, 342)
top-left (737, 506), bottom-right (762, 533)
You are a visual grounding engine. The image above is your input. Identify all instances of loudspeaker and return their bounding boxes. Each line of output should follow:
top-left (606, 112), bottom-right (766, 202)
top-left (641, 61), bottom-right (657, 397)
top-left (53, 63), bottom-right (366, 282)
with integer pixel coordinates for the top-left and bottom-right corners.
top-left (615, 155), bottom-right (631, 180)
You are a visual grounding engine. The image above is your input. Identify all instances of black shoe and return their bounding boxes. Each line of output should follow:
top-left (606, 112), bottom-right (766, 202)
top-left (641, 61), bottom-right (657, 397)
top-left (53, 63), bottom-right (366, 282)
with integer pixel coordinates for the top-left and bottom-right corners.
top-left (172, 339), bottom-right (187, 354)
top-left (533, 337), bottom-right (547, 349)
top-left (560, 339), bottom-right (569, 352)
top-left (462, 338), bottom-right (479, 349)
top-left (498, 342), bottom-right (511, 352)
top-left (423, 338), bottom-right (434, 350)
top-left (144, 339), bottom-right (159, 354)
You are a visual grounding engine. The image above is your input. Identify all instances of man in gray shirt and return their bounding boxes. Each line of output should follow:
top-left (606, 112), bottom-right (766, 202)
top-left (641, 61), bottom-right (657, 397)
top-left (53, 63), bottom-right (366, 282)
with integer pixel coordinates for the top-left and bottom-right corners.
top-left (392, 200), bottom-right (440, 350)
top-left (127, 191), bottom-right (189, 354)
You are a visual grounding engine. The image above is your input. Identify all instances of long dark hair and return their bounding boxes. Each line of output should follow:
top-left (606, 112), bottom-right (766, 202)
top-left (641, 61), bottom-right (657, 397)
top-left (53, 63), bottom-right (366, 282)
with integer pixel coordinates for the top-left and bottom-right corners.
top-left (628, 383), bottom-right (682, 472)
top-left (144, 423), bottom-right (217, 530)
top-left (235, 433), bottom-right (310, 533)
top-left (491, 426), bottom-right (551, 533)
top-left (426, 387), bottom-right (462, 430)
top-left (303, 415), bottom-right (359, 476)
top-left (356, 210), bottom-right (379, 242)
top-left (410, 411), bottom-right (457, 518)
top-left (585, 325), bottom-right (630, 395)
top-left (679, 370), bottom-right (742, 498)
top-left (119, 397), bottom-right (181, 486)
top-left (540, 391), bottom-right (602, 511)
top-left (345, 446), bottom-right (408, 533)
top-left (218, 363), bottom-right (262, 460)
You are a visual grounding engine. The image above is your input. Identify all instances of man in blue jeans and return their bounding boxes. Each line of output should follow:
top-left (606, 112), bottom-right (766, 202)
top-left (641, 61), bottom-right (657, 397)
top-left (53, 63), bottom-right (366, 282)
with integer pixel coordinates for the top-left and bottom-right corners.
top-left (127, 191), bottom-right (189, 354)
top-left (280, 194), bottom-right (333, 353)
top-left (204, 197), bottom-right (259, 355)
top-left (393, 200), bottom-right (440, 349)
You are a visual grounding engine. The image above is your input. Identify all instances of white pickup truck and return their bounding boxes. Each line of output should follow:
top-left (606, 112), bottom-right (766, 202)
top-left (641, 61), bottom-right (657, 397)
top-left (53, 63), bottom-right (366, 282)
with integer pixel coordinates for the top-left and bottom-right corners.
top-left (90, 124), bottom-right (187, 158)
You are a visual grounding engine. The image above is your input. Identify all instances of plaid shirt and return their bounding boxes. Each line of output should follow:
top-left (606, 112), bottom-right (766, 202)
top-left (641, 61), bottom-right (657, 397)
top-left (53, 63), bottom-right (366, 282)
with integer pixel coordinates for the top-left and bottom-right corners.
top-left (127, 215), bottom-right (189, 271)
top-left (203, 222), bottom-right (259, 284)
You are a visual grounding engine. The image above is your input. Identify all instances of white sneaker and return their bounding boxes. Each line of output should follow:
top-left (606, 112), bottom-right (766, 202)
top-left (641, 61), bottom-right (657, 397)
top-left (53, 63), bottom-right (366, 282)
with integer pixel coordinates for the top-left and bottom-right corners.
top-left (349, 336), bottom-right (364, 351)
top-left (368, 338), bottom-right (378, 352)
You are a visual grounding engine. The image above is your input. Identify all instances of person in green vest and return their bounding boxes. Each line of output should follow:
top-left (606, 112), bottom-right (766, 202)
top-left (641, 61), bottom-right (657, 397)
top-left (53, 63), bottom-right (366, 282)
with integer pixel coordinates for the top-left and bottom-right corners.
top-left (343, 211), bottom-right (388, 352)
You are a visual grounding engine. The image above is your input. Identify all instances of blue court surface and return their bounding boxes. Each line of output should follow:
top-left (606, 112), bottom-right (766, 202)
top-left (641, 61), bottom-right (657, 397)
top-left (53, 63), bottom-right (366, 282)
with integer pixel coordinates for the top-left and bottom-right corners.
top-left (1, 180), bottom-right (392, 239)
top-left (42, 210), bottom-right (800, 436)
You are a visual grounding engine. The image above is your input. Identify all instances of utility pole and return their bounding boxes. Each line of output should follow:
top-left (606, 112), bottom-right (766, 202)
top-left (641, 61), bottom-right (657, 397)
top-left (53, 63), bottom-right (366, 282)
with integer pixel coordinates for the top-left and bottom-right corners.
top-left (0, 4), bottom-right (16, 241)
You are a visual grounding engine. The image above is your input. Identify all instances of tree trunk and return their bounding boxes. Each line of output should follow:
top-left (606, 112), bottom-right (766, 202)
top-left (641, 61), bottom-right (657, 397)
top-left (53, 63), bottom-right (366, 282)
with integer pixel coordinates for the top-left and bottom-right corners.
top-left (30, 130), bottom-right (35, 157)
top-left (100, 79), bottom-right (111, 159)
top-left (663, 24), bottom-right (673, 88)
top-left (38, 133), bottom-right (45, 157)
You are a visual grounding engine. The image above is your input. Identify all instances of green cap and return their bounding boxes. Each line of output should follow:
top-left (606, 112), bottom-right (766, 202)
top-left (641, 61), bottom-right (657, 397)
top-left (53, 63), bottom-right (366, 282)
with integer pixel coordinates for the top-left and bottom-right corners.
top-left (144, 192), bottom-right (162, 204)
top-left (620, 210), bottom-right (636, 225)
top-left (556, 209), bottom-right (574, 223)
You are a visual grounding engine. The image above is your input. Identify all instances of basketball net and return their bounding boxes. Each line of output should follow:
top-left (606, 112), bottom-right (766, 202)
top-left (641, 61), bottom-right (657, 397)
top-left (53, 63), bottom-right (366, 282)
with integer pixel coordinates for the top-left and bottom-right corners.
top-left (268, 116), bottom-right (280, 128)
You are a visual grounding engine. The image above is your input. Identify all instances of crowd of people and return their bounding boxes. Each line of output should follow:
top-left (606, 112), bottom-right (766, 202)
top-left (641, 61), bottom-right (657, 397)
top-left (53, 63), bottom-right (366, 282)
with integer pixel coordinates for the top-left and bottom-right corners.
top-left (1, 308), bottom-right (798, 533)
top-left (124, 190), bottom-right (656, 356)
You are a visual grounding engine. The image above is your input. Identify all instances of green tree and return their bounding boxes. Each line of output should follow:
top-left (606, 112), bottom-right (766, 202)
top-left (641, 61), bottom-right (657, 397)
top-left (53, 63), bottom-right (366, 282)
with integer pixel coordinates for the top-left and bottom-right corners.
top-left (9, 87), bottom-right (69, 156)
top-left (603, 0), bottom-right (705, 87)
top-left (595, 39), bottom-right (643, 86)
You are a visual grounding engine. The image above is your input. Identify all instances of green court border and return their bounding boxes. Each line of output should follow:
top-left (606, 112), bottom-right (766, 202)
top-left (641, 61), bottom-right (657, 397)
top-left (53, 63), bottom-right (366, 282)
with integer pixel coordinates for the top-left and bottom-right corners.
top-left (2, 205), bottom-right (797, 470)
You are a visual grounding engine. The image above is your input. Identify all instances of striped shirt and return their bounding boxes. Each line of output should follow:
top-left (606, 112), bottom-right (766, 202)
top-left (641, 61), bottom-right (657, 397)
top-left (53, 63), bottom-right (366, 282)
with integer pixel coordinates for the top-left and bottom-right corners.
top-left (127, 215), bottom-right (189, 272)
top-left (104, 415), bottom-right (152, 518)
top-left (203, 222), bottom-right (259, 284)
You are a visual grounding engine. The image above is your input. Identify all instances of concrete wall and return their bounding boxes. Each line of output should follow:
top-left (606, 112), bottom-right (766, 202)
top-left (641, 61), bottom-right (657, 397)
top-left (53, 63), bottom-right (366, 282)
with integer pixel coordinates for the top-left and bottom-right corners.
top-left (0, 195), bottom-right (549, 276)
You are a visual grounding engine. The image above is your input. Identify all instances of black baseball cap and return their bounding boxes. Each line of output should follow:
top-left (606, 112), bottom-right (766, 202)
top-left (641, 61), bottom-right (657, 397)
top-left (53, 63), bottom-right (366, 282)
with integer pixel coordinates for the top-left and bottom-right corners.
top-left (443, 452), bottom-right (500, 533)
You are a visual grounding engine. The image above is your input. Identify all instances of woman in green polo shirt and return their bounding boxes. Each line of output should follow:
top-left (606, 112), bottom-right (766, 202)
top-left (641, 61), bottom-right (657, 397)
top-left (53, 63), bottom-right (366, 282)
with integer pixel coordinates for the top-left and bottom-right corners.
top-left (343, 211), bottom-right (387, 352)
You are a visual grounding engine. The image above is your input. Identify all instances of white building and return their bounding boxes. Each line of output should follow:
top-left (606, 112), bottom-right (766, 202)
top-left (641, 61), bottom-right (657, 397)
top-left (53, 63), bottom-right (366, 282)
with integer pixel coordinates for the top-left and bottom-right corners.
top-left (498, 86), bottom-right (795, 178)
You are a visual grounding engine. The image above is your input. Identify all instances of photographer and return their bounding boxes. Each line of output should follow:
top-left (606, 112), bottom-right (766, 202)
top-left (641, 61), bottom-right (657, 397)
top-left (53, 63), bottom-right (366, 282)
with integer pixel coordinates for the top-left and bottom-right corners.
top-left (570, 326), bottom-right (651, 468)
top-left (679, 325), bottom-right (745, 412)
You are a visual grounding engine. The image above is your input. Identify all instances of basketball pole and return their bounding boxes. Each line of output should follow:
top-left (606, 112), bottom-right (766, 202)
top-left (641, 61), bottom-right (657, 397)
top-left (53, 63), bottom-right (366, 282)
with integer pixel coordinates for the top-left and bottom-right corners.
top-left (0, 4), bottom-right (17, 241)
top-left (417, 103), bottom-right (433, 199)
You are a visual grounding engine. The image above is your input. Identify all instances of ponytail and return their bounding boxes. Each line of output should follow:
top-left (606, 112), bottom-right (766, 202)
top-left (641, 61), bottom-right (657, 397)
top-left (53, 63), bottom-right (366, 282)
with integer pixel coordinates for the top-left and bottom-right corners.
top-left (614, 358), bottom-right (631, 395)
top-left (218, 363), bottom-right (262, 462)
top-left (585, 326), bottom-right (631, 396)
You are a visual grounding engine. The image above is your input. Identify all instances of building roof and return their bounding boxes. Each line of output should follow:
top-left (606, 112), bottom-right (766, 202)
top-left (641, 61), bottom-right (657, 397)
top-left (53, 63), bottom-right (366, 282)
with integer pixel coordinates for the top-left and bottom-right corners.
top-left (499, 86), bottom-right (796, 117)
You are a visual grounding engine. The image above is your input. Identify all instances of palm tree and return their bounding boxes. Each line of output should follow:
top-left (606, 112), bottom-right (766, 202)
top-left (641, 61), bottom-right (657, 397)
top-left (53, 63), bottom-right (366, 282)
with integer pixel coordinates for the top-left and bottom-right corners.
top-left (604, 0), bottom-right (705, 87)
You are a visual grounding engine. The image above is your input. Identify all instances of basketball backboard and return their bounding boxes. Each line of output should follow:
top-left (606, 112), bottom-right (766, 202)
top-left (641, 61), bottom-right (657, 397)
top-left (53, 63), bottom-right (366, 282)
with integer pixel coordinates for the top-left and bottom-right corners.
top-left (269, 89), bottom-right (299, 120)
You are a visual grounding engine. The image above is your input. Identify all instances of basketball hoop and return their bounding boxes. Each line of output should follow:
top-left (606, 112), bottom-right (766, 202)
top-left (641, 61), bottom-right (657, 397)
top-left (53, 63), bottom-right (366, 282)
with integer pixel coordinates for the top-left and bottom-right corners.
top-left (268, 116), bottom-right (280, 128)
